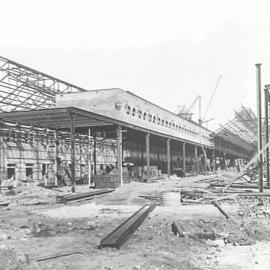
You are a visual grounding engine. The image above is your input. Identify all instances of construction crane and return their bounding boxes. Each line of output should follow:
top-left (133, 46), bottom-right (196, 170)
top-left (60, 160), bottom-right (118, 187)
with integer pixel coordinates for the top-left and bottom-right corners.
top-left (177, 95), bottom-right (201, 123)
top-left (177, 75), bottom-right (222, 126)
top-left (201, 75), bottom-right (222, 124)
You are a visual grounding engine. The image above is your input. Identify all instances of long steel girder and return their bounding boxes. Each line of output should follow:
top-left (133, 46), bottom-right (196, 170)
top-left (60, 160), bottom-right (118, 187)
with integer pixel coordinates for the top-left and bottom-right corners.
top-left (0, 56), bottom-right (86, 112)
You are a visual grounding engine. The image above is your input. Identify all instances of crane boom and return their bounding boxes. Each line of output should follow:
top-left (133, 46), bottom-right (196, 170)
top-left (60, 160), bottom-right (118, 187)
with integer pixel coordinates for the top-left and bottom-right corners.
top-left (202, 75), bottom-right (222, 122)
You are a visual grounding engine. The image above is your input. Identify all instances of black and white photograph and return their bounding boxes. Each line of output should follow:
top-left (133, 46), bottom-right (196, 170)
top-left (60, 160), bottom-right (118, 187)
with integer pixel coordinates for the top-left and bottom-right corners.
top-left (0, 0), bottom-right (270, 269)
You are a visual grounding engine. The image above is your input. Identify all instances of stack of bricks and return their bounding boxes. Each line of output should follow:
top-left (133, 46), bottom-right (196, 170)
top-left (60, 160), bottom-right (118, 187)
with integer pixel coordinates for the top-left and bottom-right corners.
top-left (93, 171), bottom-right (131, 189)
top-left (131, 166), bottom-right (163, 181)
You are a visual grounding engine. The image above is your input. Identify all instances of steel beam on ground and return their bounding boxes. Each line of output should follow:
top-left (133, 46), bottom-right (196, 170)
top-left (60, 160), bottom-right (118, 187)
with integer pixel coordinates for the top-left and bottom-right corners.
top-left (56, 188), bottom-right (115, 203)
top-left (99, 204), bottom-right (156, 249)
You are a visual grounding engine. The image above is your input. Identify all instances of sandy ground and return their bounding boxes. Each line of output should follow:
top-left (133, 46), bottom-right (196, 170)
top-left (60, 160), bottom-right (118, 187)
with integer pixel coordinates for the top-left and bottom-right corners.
top-left (1, 171), bottom-right (270, 269)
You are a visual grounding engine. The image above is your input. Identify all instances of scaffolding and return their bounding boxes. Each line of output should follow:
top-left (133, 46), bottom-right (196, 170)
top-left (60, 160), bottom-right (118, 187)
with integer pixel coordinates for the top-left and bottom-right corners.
top-left (0, 118), bottom-right (118, 189)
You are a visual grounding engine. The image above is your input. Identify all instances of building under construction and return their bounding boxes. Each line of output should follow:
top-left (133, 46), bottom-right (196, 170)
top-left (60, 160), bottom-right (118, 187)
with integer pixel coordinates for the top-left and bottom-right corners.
top-left (0, 56), bottom-right (257, 190)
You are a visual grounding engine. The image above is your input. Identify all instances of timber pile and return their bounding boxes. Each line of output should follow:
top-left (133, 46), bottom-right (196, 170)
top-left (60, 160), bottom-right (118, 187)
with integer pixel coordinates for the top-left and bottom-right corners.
top-left (56, 188), bottom-right (114, 203)
top-left (99, 204), bottom-right (156, 249)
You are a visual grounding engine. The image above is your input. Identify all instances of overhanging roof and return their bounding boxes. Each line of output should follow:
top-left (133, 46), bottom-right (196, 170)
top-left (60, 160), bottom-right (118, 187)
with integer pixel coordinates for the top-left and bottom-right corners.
top-left (0, 107), bottom-right (111, 129)
top-left (0, 107), bottom-right (213, 147)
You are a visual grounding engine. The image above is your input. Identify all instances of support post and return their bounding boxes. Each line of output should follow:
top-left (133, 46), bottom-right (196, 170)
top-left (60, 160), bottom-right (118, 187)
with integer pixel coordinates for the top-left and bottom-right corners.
top-left (55, 130), bottom-right (58, 186)
top-left (35, 130), bottom-right (40, 181)
top-left (117, 126), bottom-right (123, 186)
top-left (223, 152), bottom-right (227, 170)
top-left (146, 133), bottom-right (150, 179)
top-left (194, 145), bottom-right (198, 174)
top-left (88, 128), bottom-right (92, 187)
top-left (256, 63), bottom-right (263, 192)
top-left (93, 135), bottom-right (97, 175)
top-left (182, 142), bottom-right (186, 175)
top-left (212, 150), bottom-right (216, 171)
top-left (79, 137), bottom-right (82, 179)
top-left (204, 149), bottom-right (208, 172)
top-left (70, 112), bottom-right (76, 193)
top-left (167, 138), bottom-right (171, 176)
top-left (265, 86), bottom-right (270, 186)
top-left (0, 136), bottom-right (2, 193)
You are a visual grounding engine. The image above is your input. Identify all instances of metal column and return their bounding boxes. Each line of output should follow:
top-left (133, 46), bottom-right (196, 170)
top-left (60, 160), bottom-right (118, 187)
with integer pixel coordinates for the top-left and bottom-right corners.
top-left (55, 130), bottom-right (59, 186)
top-left (167, 138), bottom-right (171, 176)
top-left (88, 128), bottom-right (92, 187)
top-left (194, 145), bottom-right (198, 174)
top-left (70, 112), bottom-right (76, 193)
top-left (0, 136), bottom-right (2, 193)
top-left (182, 142), bottom-right (186, 175)
top-left (265, 86), bottom-right (270, 186)
top-left (212, 150), bottom-right (216, 172)
top-left (93, 136), bottom-right (97, 175)
top-left (256, 63), bottom-right (263, 192)
top-left (117, 126), bottom-right (123, 186)
top-left (146, 133), bottom-right (150, 179)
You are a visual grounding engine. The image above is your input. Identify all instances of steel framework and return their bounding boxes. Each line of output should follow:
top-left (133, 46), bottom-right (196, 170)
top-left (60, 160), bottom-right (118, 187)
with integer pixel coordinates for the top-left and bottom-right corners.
top-left (215, 106), bottom-right (257, 147)
top-left (0, 56), bottom-right (86, 112)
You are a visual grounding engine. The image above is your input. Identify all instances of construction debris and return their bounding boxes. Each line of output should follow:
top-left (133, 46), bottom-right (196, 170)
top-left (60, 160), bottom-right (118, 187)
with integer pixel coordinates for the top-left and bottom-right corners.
top-left (99, 204), bottom-right (156, 249)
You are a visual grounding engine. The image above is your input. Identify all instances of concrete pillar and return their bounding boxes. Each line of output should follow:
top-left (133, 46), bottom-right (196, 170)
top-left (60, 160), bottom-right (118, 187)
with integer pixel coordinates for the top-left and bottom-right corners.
top-left (117, 126), bottom-right (123, 185)
top-left (146, 133), bottom-right (150, 179)
top-left (167, 138), bottom-right (171, 176)
top-left (182, 142), bottom-right (186, 175)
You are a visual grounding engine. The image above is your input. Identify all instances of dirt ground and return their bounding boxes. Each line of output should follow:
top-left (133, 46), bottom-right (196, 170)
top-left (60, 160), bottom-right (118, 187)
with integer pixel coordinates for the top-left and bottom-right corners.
top-left (1, 171), bottom-right (270, 270)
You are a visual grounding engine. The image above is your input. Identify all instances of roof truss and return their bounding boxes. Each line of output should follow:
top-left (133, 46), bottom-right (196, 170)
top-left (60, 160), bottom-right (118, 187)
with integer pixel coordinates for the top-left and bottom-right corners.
top-left (0, 56), bottom-right (86, 112)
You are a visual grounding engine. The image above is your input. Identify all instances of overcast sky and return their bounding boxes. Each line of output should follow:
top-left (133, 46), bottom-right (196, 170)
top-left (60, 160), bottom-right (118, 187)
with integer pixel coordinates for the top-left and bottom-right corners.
top-left (1, 0), bottom-right (270, 130)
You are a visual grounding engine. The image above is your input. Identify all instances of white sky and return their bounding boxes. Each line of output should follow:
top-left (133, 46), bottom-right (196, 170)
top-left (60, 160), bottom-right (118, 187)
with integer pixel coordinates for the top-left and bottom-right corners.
top-left (1, 0), bottom-right (270, 130)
